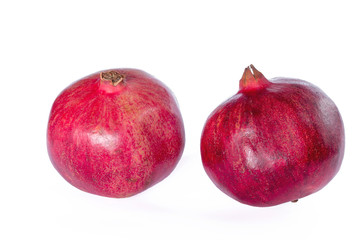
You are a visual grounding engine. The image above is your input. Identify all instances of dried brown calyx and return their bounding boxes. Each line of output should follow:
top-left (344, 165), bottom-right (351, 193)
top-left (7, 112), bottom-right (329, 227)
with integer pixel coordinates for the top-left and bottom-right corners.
top-left (100, 71), bottom-right (125, 86)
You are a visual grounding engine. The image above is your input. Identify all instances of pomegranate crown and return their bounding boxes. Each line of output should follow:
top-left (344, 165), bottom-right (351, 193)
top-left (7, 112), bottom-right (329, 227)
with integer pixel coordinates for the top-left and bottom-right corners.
top-left (239, 65), bottom-right (270, 93)
top-left (100, 70), bottom-right (124, 86)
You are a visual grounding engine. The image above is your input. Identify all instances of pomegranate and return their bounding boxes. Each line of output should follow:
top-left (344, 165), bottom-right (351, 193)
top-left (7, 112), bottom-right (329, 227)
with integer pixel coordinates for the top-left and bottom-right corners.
top-left (200, 65), bottom-right (344, 207)
top-left (47, 69), bottom-right (185, 198)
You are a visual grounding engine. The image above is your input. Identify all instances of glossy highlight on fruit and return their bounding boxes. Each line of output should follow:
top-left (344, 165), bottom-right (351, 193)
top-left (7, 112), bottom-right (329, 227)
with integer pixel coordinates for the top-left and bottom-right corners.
top-left (200, 65), bottom-right (344, 207)
top-left (47, 69), bottom-right (185, 198)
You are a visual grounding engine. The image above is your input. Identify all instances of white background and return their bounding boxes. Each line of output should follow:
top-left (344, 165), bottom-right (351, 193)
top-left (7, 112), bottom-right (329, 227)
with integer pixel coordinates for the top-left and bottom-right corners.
top-left (1, 0), bottom-right (361, 239)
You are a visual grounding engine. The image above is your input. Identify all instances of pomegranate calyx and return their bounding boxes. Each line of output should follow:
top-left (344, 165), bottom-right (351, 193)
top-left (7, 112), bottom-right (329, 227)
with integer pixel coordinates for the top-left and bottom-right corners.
top-left (100, 70), bottom-right (124, 86)
top-left (239, 65), bottom-right (270, 93)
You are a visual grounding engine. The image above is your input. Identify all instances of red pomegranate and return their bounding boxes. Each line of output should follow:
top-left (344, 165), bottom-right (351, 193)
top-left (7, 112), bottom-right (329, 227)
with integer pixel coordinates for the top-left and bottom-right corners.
top-left (200, 65), bottom-right (344, 207)
top-left (47, 69), bottom-right (185, 198)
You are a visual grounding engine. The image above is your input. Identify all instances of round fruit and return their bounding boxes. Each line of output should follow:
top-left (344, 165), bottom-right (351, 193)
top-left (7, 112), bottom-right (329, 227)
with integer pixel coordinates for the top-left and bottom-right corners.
top-left (47, 69), bottom-right (185, 198)
top-left (200, 65), bottom-right (344, 207)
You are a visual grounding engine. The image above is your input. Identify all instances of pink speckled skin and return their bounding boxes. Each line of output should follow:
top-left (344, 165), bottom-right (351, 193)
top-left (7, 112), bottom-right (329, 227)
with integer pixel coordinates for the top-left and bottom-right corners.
top-left (47, 69), bottom-right (185, 198)
top-left (200, 66), bottom-right (344, 207)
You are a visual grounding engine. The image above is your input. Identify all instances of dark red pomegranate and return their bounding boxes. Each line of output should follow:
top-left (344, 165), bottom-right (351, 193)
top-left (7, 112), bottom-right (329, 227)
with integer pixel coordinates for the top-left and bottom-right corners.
top-left (47, 69), bottom-right (185, 198)
top-left (200, 65), bottom-right (344, 207)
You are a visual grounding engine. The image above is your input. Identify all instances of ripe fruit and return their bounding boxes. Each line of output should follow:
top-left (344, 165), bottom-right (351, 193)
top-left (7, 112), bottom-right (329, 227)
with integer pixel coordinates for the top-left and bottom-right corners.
top-left (47, 69), bottom-right (185, 198)
top-left (200, 65), bottom-right (344, 207)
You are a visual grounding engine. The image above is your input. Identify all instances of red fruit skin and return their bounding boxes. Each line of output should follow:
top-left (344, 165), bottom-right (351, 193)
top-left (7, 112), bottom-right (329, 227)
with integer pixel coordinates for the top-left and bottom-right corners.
top-left (47, 69), bottom-right (185, 198)
top-left (201, 74), bottom-right (344, 207)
